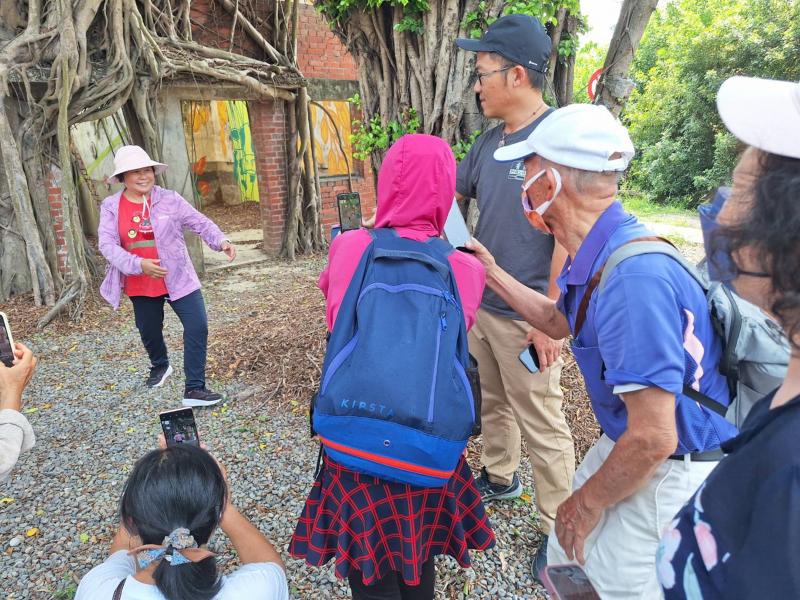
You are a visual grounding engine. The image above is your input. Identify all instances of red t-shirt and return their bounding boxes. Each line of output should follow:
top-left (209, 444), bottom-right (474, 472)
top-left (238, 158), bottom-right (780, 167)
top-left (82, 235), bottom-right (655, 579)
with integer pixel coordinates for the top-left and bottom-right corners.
top-left (118, 194), bottom-right (168, 297)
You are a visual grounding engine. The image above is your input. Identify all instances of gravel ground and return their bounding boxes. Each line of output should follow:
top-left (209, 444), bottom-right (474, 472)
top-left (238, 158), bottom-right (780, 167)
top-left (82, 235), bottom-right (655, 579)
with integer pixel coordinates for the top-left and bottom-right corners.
top-left (1, 256), bottom-right (550, 600)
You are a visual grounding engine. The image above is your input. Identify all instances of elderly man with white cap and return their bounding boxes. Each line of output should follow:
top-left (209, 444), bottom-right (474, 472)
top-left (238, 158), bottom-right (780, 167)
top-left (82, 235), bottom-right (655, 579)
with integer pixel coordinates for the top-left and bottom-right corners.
top-left (98, 145), bottom-right (236, 407)
top-left (467, 104), bottom-right (737, 597)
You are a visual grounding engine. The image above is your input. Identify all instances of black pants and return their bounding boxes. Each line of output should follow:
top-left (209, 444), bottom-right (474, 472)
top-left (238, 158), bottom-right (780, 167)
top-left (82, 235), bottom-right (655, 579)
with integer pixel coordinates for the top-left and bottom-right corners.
top-left (348, 559), bottom-right (435, 600)
top-left (130, 290), bottom-right (208, 391)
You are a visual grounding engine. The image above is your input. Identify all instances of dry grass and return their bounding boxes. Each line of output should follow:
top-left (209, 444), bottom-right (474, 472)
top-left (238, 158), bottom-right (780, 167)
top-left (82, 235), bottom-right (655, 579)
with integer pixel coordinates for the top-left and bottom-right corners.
top-left (203, 200), bottom-right (263, 233)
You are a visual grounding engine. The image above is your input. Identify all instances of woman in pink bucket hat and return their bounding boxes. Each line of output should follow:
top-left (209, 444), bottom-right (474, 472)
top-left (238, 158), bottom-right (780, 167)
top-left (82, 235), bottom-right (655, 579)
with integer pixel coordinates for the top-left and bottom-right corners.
top-left (98, 145), bottom-right (236, 407)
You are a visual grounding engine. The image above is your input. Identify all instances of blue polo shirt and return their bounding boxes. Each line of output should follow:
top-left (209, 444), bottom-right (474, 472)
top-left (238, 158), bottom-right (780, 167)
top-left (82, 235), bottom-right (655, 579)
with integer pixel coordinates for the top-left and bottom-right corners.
top-left (556, 202), bottom-right (737, 454)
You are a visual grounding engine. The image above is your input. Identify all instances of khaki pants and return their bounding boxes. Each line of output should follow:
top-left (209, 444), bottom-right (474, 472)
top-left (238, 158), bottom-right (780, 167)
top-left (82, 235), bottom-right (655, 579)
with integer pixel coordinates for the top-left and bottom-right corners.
top-left (548, 435), bottom-right (716, 599)
top-left (469, 308), bottom-right (575, 534)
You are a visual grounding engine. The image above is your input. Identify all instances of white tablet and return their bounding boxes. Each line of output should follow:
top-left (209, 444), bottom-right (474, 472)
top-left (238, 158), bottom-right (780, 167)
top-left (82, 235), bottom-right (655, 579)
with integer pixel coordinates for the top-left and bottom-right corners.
top-left (443, 199), bottom-right (470, 249)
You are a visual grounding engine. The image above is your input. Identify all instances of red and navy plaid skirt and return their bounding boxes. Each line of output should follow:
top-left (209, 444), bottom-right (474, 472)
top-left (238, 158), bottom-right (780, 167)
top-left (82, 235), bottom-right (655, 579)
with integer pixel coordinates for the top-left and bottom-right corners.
top-left (289, 453), bottom-right (495, 586)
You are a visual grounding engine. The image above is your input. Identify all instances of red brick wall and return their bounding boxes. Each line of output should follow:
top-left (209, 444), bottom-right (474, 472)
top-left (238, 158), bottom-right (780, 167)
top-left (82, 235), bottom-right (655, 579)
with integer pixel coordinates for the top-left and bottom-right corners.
top-left (248, 99), bottom-right (377, 250)
top-left (248, 100), bottom-right (288, 252)
top-left (190, 0), bottom-right (265, 59)
top-left (318, 172), bottom-right (377, 235)
top-left (296, 5), bottom-right (358, 80)
top-left (48, 166), bottom-right (70, 276)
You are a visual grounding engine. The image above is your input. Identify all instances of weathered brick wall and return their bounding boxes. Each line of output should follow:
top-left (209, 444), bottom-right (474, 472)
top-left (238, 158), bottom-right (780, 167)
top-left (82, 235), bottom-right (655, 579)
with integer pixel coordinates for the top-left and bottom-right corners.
top-left (296, 4), bottom-right (358, 80)
top-left (48, 166), bottom-right (70, 276)
top-left (248, 99), bottom-right (288, 252)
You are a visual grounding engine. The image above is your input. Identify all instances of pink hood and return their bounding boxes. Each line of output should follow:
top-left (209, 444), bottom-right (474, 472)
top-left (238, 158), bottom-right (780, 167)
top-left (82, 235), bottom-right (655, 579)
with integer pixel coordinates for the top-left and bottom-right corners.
top-left (374, 134), bottom-right (456, 241)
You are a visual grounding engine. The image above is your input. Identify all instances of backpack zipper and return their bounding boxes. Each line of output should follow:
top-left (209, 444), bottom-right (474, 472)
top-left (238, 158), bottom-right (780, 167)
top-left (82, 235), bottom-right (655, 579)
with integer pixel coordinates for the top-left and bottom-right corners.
top-left (428, 311), bottom-right (446, 422)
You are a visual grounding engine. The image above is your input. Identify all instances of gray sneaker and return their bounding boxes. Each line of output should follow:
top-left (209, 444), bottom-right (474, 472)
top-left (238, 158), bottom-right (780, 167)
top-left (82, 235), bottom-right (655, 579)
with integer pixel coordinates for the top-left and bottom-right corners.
top-left (474, 467), bottom-right (523, 501)
top-left (182, 387), bottom-right (223, 408)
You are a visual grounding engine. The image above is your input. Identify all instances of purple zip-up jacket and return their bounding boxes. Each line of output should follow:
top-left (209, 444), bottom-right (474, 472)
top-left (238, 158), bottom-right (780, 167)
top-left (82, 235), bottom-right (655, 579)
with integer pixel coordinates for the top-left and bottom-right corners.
top-left (98, 186), bottom-right (226, 309)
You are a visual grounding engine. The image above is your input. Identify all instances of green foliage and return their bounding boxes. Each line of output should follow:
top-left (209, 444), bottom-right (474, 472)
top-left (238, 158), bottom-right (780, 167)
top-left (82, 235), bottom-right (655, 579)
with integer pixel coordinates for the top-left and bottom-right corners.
top-left (502, 0), bottom-right (580, 26)
top-left (461, 0), bottom-right (581, 41)
top-left (394, 15), bottom-right (424, 34)
top-left (624, 0), bottom-right (800, 208)
top-left (451, 130), bottom-right (481, 162)
top-left (571, 41), bottom-right (606, 103)
top-left (348, 94), bottom-right (421, 160)
top-left (463, 1), bottom-right (491, 39)
top-left (316, 0), bottom-right (430, 25)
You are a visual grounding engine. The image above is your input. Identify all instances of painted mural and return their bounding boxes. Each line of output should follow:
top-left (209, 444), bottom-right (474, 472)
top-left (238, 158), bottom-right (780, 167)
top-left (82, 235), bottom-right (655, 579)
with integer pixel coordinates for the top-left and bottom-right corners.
top-left (181, 100), bottom-right (259, 204)
top-left (309, 100), bottom-right (354, 177)
top-left (71, 112), bottom-right (131, 233)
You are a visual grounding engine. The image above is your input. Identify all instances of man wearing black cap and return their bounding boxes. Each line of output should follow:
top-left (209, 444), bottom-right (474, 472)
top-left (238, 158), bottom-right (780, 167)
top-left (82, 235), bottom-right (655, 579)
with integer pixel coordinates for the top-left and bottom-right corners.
top-left (455, 14), bottom-right (576, 577)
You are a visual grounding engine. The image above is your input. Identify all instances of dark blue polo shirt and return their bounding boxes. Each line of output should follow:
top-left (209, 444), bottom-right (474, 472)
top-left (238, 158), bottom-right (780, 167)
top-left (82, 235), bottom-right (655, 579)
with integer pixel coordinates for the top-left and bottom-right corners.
top-left (556, 201), bottom-right (737, 453)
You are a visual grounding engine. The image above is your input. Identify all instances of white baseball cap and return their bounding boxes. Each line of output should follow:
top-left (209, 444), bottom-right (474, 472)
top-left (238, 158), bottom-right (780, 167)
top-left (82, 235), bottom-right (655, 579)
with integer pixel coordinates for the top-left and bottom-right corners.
top-left (494, 103), bottom-right (635, 172)
top-left (717, 76), bottom-right (800, 160)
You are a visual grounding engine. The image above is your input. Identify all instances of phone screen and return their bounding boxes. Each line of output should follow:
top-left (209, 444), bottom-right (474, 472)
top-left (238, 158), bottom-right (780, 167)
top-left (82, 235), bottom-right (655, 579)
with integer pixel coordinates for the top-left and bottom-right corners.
top-left (543, 565), bottom-right (601, 600)
top-left (337, 192), bottom-right (362, 232)
top-left (518, 345), bottom-right (540, 373)
top-left (0, 313), bottom-right (15, 368)
top-left (160, 408), bottom-right (200, 447)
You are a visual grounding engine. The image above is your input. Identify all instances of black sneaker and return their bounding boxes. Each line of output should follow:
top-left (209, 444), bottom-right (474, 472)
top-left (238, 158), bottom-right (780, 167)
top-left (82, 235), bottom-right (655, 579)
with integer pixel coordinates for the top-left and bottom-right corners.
top-left (531, 536), bottom-right (549, 583)
top-left (182, 387), bottom-right (223, 408)
top-left (474, 467), bottom-right (523, 501)
top-left (146, 364), bottom-right (173, 388)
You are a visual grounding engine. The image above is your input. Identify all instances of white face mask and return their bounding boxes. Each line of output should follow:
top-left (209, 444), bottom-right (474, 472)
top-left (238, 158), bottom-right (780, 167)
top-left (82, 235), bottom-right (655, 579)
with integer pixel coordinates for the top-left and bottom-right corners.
top-left (520, 168), bottom-right (562, 234)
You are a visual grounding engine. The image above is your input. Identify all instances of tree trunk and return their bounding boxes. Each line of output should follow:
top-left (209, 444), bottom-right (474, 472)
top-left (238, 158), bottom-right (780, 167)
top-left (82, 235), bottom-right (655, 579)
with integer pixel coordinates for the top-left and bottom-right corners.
top-left (0, 0), bottom-right (317, 318)
top-left (551, 12), bottom-right (578, 107)
top-left (595, 0), bottom-right (659, 116)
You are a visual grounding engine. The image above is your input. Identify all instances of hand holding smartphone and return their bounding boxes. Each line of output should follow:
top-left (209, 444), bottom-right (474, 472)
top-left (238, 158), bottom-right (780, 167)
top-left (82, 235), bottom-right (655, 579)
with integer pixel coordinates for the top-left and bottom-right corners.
top-left (518, 344), bottom-right (540, 373)
top-left (542, 564), bottom-right (601, 600)
top-left (159, 407), bottom-right (200, 447)
top-left (0, 312), bottom-right (16, 368)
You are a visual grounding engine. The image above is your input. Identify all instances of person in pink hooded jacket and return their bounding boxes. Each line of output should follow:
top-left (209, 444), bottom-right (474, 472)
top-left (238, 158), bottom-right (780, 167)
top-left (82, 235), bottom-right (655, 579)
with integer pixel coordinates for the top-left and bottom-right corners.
top-left (290, 134), bottom-right (494, 600)
top-left (98, 146), bottom-right (236, 407)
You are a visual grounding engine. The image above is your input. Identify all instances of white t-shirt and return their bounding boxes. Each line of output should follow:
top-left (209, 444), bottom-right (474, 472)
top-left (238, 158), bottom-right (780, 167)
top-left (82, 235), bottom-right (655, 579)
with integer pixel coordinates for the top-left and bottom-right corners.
top-left (75, 550), bottom-right (289, 600)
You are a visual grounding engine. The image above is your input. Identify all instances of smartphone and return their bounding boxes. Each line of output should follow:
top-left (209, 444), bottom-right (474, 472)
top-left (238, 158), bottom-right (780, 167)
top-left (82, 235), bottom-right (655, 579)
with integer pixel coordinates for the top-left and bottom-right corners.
top-left (443, 199), bottom-right (471, 250)
top-left (159, 407), bottom-right (200, 447)
top-left (0, 312), bottom-right (15, 368)
top-left (336, 192), bottom-right (363, 232)
top-left (519, 344), bottom-right (540, 373)
top-left (541, 564), bottom-right (601, 600)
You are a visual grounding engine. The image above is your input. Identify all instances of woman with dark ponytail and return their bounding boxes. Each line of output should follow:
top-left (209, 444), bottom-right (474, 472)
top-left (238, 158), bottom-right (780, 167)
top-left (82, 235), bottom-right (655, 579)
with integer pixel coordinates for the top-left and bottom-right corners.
top-left (76, 443), bottom-right (287, 599)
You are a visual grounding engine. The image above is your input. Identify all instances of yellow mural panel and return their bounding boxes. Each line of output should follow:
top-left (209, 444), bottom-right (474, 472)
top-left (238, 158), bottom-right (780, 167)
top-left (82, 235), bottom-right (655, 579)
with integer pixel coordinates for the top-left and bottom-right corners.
top-left (310, 100), bottom-right (354, 177)
top-left (225, 100), bottom-right (260, 202)
top-left (181, 100), bottom-right (259, 203)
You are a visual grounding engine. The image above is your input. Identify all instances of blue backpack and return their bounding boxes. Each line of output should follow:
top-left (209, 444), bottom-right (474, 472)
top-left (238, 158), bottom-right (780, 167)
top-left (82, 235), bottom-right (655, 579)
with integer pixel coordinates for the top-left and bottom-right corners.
top-left (312, 228), bottom-right (479, 487)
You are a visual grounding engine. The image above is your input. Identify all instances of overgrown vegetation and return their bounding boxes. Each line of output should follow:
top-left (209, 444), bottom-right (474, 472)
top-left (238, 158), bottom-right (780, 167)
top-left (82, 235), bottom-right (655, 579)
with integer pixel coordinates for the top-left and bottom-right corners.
top-left (316, 0), bottom-right (583, 171)
top-left (622, 0), bottom-right (800, 208)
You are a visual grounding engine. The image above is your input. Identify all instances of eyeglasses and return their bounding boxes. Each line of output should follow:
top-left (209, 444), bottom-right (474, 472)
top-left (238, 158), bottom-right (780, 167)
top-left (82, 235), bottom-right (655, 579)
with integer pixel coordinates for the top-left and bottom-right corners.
top-left (473, 66), bottom-right (513, 86)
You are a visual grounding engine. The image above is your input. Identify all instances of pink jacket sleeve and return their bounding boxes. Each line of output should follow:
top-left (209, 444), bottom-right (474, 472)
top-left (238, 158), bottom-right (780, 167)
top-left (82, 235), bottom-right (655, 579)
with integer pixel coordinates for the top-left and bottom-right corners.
top-left (175, 192), bottom-right (227, 251)
top-left (448, 251), bottom-right (486, 331)
top-left (319, 230), bottom-right (373, 331)
top-left (98, 200), bottom-right (144, 276)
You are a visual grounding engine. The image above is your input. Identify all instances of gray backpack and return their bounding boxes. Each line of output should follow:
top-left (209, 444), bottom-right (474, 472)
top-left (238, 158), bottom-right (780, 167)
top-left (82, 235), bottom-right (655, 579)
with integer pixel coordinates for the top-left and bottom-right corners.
top-left (593, 239), bottom-right (790, 428)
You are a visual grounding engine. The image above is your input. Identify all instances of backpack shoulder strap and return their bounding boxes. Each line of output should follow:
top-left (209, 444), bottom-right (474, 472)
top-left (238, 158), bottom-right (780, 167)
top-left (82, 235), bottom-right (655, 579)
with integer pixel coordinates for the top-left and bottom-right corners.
top-left (368, 228), bottom-right (454, 281)
top-left (573, 235), bottom-right (731, 419)
top-left (597, 240), bottom-right (708, 295)
top-left (573, 236), bottom-right (670, 337)
top-left (112, 578), bottom-right (126, 600)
